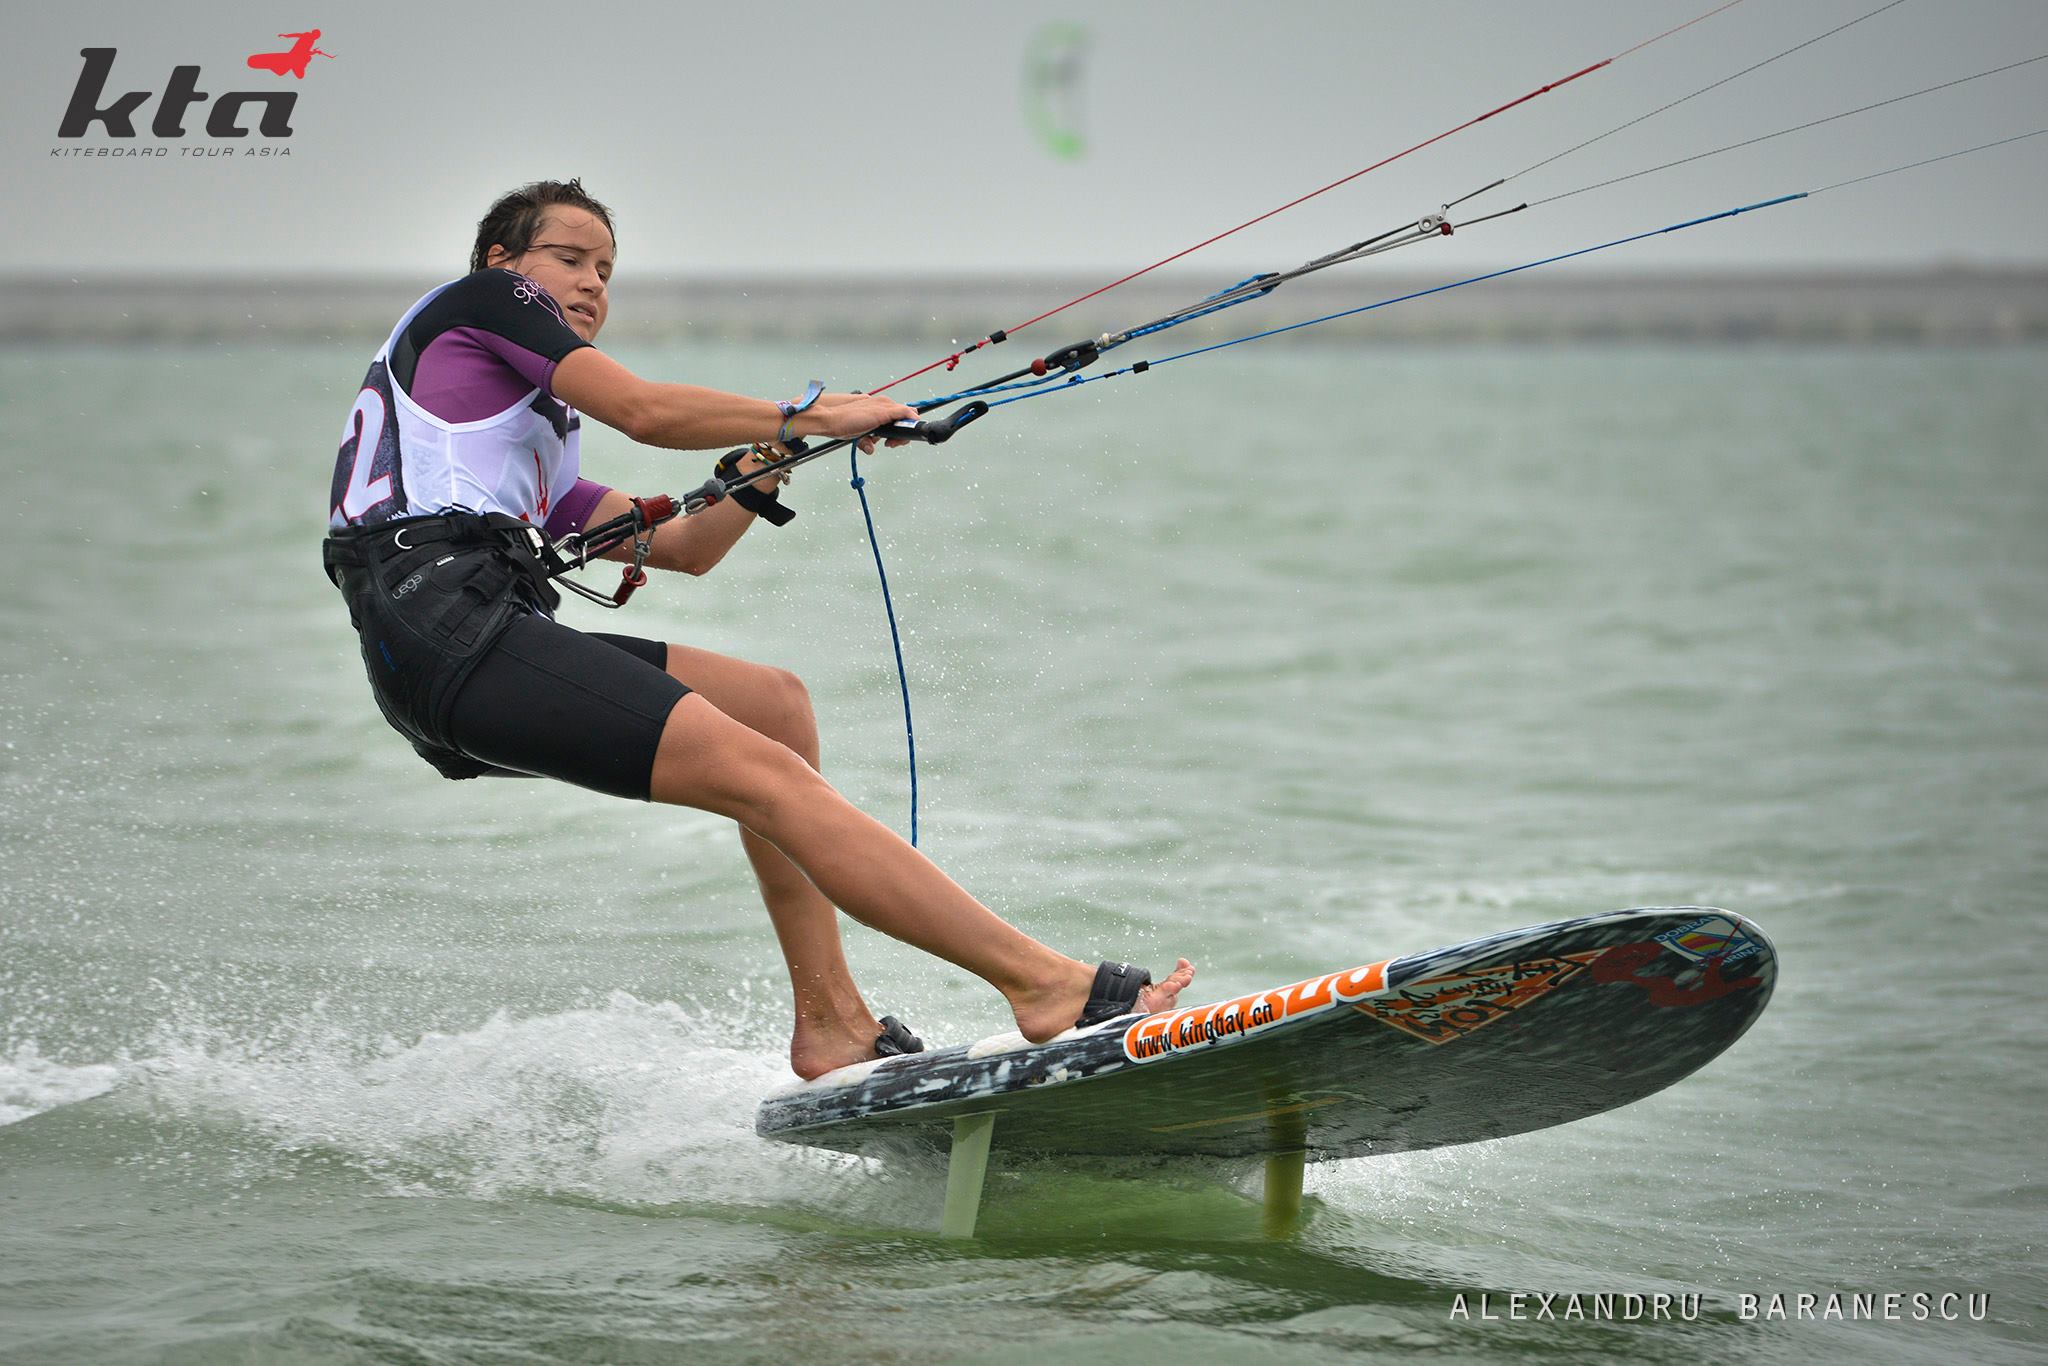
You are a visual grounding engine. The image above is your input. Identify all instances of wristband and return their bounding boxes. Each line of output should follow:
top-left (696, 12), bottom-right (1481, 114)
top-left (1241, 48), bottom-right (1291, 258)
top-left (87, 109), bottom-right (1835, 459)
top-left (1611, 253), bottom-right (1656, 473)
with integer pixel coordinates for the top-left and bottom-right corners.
top-left (775, 379), bottom-right (825, 445)
top-left (713, 450), bottom-right (795, 526)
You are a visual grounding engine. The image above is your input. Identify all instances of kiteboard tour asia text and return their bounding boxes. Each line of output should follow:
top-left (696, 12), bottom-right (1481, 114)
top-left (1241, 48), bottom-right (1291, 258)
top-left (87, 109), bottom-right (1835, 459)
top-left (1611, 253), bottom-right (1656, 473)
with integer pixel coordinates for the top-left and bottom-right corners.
top-left (50, 147), bottom-right (289, 157)
top-left (1448, 1291), bottom-right (1990, 1323)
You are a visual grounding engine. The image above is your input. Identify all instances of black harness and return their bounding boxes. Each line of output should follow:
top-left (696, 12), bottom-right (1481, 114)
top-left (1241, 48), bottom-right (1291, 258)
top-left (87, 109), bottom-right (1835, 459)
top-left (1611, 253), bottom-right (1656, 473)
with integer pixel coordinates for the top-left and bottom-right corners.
top-left (322, 512), bottom-right (562, 777)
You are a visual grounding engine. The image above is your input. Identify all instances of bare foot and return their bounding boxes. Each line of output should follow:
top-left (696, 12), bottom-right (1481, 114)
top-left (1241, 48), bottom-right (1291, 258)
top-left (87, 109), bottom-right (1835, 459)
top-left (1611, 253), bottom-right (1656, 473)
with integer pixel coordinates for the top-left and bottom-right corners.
top-left (1139, 959), bottom-right (1197, 1015)
top-left (788, 1011), bottom-right (889, 1081)
top-left (1012, 958), bottom-right (1197, 1043)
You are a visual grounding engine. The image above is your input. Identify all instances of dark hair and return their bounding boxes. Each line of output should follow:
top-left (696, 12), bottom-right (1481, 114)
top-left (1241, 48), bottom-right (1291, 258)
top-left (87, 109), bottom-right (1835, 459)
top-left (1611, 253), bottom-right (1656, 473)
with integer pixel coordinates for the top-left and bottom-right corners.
top-left (470, 178), bottom-right (617, 274)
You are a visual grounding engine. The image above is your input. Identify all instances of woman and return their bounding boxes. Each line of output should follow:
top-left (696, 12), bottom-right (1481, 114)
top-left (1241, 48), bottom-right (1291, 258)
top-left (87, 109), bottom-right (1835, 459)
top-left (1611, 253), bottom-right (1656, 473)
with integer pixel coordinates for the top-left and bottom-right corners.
top-left (322, 179), bottom-right (1193, 1078)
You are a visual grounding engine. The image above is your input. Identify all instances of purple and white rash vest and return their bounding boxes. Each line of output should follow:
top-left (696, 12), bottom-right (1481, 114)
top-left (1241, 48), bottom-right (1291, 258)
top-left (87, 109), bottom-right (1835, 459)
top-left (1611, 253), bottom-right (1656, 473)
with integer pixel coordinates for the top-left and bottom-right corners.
top-left (328, 268), bottom-right (612, 538)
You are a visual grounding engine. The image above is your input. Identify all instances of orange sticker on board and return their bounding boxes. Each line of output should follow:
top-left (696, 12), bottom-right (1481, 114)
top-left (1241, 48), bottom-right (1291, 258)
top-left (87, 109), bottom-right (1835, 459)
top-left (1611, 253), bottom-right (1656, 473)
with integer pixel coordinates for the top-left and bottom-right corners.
top-left (1352, 951), bottom-right (1606, 1045)
top-left (1122, 959), bottom-right (1389, 1063)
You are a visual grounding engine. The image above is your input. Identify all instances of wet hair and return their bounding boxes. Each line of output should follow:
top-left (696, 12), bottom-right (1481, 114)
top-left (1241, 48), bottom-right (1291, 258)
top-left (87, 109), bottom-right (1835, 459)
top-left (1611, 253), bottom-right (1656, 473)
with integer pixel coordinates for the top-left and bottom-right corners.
top-left (469, 178), bottom-right (616, 274)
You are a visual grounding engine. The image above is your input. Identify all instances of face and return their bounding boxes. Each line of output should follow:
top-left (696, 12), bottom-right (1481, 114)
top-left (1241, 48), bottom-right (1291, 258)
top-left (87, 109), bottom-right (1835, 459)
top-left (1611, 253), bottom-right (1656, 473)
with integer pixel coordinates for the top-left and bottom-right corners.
top-left (485, 207), bottom-right (614, 341)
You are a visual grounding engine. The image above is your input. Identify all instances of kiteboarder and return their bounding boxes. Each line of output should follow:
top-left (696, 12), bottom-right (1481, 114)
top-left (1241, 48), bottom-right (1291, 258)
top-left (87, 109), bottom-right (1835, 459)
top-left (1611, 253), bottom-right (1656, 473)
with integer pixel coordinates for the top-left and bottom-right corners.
top-left (321, 179), bottom-right (1192, 1078)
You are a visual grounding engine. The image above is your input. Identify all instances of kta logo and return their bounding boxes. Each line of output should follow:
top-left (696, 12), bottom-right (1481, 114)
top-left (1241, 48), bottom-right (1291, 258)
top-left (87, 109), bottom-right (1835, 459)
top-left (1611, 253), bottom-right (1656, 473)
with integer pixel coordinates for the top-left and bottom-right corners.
top-left (58, 30), bottom-right (332, 141)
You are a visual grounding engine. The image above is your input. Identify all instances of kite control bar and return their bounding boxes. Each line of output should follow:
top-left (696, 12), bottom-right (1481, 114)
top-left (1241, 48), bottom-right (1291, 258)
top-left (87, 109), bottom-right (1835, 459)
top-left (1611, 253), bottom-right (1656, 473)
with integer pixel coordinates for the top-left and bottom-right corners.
top-left (680, 400), bottom-right (991, 515)
top-left (870, 400), bottom-right (991, 446)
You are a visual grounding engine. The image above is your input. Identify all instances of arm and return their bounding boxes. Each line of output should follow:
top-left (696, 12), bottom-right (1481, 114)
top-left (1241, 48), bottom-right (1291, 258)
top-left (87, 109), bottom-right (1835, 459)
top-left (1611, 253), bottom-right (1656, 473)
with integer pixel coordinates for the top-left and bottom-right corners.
top-left (551, 347), bottom-right (913, 449)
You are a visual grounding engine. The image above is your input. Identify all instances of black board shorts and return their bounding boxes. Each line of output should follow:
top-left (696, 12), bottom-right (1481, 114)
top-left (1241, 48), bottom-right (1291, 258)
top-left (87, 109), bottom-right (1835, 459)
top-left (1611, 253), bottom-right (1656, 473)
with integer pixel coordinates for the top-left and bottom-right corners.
top-left (324, 514), bottom-right (690, 801)
top-left (447, 617), bottom-right (689, 800)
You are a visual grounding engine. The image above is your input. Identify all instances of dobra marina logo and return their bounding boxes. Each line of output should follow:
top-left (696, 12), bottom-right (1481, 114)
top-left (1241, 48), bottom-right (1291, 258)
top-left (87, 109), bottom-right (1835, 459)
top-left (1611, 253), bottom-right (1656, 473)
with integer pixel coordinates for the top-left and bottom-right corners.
top-left (55, 32), bottom-right (331, 151)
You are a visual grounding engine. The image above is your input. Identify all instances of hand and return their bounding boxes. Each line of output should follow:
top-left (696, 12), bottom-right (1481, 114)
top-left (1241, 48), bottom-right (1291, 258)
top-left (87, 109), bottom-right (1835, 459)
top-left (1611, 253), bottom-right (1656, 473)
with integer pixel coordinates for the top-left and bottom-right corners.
top-left (800, 392), bottom-right (918, 448)
top-left (739, 443), bottom-right (790, 492)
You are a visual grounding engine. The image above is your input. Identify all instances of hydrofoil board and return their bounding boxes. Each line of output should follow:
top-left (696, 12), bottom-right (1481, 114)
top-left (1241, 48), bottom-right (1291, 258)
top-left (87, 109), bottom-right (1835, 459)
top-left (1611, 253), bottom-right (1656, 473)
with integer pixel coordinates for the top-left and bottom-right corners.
top-left (755, 906), bottom-right (1774, 1233)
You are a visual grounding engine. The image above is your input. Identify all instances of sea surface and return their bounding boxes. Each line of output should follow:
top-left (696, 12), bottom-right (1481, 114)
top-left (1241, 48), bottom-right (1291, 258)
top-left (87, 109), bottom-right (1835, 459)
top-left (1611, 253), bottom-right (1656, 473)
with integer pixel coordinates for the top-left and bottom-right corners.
top-left (1, 336), bottom-right (2043, 1363)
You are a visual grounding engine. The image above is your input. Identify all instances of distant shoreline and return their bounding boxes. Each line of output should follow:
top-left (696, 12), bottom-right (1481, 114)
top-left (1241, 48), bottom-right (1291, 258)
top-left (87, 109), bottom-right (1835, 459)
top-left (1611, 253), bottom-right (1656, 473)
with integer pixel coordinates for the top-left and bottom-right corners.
top-left (5, 269), bottom-right (2043, 345)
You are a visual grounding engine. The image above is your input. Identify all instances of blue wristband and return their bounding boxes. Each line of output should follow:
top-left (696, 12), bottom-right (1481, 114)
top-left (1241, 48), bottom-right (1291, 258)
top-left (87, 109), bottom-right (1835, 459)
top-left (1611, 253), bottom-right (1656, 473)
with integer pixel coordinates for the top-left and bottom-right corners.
top-left (775, 379), bottom-right (825, 444)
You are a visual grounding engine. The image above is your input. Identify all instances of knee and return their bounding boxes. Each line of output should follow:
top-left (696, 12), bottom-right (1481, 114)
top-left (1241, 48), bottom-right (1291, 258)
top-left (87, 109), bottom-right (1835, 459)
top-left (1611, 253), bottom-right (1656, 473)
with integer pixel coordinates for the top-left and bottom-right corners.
top-left (757, 666), bottom-right (820, 764)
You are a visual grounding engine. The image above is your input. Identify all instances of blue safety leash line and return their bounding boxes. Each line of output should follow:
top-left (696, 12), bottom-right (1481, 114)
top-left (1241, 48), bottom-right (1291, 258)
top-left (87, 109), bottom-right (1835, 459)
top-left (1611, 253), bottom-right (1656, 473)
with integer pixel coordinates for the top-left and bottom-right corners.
top-left (848, 447), bottom-right (918, 847)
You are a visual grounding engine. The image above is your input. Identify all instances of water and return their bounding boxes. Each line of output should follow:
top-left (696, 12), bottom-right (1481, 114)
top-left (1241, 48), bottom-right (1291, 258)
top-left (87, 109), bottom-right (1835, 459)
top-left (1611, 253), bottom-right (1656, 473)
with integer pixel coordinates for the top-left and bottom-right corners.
top-left (2, 338), bottom-right (2043, 1363)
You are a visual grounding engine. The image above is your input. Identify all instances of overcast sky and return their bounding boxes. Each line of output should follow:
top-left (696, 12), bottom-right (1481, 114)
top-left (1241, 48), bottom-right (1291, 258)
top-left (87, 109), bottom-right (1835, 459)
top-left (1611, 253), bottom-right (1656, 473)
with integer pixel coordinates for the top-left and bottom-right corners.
top-left (8, 0), bottom-right (2046, 278)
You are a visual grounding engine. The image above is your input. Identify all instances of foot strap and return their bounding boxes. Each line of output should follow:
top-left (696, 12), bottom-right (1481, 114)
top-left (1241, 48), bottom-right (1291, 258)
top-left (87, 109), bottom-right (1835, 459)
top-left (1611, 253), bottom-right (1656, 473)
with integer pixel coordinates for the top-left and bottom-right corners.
top-left (1076, 962), bottom-right (1152, 1028)
top-left (874, 1015), bottom-right (926, 1058)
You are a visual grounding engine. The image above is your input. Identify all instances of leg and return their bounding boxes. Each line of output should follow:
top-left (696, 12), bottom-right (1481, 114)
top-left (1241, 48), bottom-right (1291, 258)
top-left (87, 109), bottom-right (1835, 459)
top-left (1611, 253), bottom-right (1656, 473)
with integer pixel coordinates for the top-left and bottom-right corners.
top-left (646, 692), bottom-right (1194, 1046)
top-left (445, 617), bottom-right (1195, 1068)
top-left (655, 644), bottom-right (882, 1079)
top-left (449, 621), bottom-right (895, 1076)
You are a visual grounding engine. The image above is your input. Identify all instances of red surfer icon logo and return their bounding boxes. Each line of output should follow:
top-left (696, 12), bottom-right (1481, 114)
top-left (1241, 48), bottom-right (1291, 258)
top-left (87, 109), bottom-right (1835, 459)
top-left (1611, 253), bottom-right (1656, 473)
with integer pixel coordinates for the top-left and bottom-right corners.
top-left (1589, 940), bottom-right (1762, 1008)
top-left (247, 30), bottom-right (333, 79)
